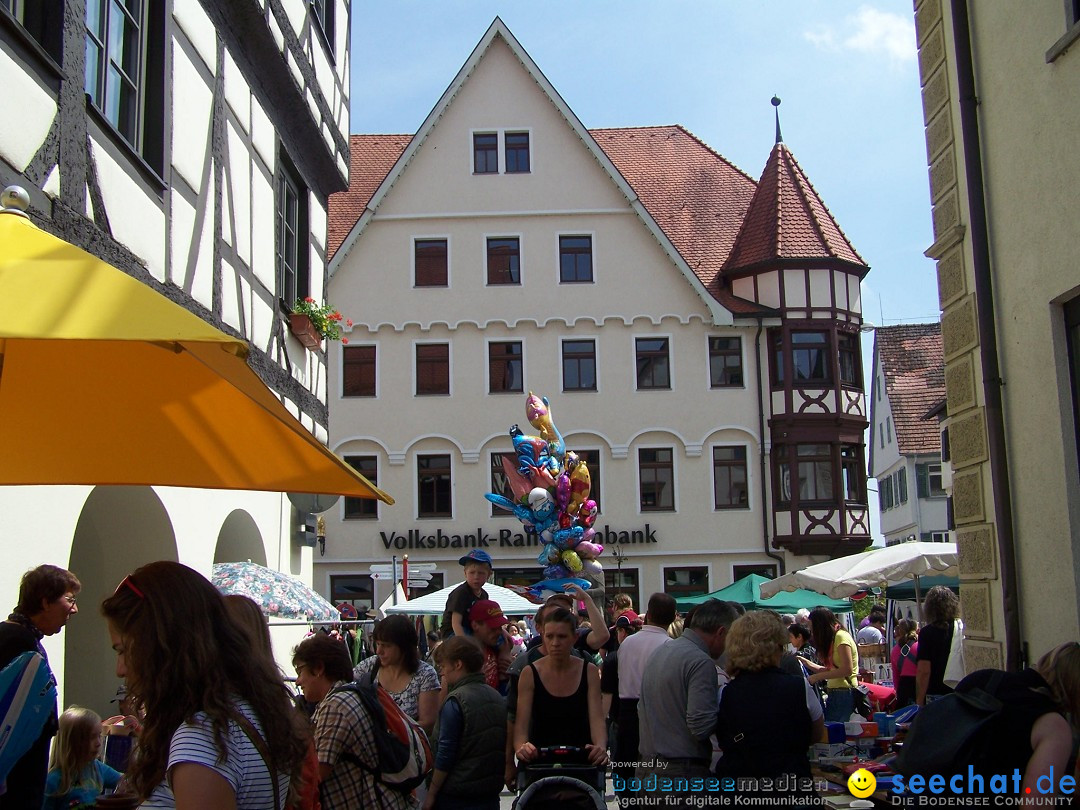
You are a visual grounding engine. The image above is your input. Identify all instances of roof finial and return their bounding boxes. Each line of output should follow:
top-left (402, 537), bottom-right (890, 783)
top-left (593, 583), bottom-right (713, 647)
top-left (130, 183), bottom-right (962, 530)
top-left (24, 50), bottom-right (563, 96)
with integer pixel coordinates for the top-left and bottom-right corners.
top-left (771, 96), bottom-right (783, 145)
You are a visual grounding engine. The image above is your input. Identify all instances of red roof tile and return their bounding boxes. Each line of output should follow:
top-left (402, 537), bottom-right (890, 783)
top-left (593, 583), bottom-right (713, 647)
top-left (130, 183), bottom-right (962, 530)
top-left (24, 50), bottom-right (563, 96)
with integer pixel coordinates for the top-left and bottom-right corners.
top-left (724, 143), bottom-right (865, 271)
top-left (591, 126), bottom-right (758, 292)
top-left (875, 323), bottom-right (945, 456)
top-left (328, 135), bottom-right (411, 259)
top-left (327, 129), bottom-right (846, 318)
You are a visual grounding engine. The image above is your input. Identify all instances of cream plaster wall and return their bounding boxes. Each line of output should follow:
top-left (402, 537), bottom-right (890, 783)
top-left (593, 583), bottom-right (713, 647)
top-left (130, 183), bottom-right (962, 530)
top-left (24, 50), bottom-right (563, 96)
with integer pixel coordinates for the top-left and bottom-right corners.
top-left (323, 33), bottom-right (818, 603)
top-left (964, 4), bottom-right (1080, 653)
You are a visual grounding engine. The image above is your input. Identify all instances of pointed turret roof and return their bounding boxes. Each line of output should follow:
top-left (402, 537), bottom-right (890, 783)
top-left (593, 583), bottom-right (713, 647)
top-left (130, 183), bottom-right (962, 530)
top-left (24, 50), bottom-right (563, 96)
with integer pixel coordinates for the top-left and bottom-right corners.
top-left (723, 143), bottom-right (866, 272)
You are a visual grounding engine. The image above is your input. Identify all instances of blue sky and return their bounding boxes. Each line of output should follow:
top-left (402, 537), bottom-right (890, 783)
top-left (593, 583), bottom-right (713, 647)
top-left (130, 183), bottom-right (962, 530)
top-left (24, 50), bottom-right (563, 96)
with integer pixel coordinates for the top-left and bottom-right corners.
top-left (350, 2), bottom-right (940, 541)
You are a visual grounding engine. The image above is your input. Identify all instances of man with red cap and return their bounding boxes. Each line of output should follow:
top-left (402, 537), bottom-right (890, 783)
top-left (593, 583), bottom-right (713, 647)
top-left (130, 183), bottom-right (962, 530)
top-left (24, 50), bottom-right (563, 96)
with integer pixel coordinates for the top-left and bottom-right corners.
top-left (468, 599), bottom-right (513, 694)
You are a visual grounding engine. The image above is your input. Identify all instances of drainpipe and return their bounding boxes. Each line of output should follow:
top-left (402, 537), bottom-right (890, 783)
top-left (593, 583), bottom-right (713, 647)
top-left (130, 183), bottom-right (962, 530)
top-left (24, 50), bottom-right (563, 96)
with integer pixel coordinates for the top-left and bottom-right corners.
top-left (951, 0), bottom-right (1022, 670)
top-left (756, 318), bottom-right (786, 575)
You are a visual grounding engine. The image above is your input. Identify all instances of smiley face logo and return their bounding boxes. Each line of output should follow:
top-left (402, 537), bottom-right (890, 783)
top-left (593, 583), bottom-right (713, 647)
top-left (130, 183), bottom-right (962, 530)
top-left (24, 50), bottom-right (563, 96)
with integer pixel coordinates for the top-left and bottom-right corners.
top-left (848, 768), bottom-right (877, 798)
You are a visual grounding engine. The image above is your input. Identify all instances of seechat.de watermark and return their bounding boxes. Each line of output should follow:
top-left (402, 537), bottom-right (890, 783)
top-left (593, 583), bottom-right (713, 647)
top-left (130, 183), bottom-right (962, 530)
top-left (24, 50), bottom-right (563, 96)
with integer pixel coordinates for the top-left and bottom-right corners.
top-left (890, 766), bottom-right (1076, 806)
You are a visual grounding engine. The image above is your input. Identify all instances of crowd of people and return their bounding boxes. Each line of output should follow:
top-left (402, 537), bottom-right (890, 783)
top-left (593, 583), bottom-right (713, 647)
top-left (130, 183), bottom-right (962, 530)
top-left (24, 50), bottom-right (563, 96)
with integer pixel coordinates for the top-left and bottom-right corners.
top-left (0, 561), bottom-right (1077, 809)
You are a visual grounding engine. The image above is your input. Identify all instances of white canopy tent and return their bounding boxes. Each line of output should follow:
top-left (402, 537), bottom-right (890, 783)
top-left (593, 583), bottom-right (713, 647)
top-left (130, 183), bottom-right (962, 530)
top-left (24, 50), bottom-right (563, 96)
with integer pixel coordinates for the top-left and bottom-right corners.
top-left (758, 542), bottom-right (958, 602)
top-left (384, 582), bottom-right (541, 616)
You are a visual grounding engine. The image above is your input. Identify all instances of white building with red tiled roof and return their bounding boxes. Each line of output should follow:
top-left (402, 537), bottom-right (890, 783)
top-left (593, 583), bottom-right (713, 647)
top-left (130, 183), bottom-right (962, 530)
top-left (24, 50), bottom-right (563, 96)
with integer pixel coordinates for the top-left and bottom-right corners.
top-left (869, 323), bottom-right (949, 547)
top-left (321, 19), bottom-right (872, 609)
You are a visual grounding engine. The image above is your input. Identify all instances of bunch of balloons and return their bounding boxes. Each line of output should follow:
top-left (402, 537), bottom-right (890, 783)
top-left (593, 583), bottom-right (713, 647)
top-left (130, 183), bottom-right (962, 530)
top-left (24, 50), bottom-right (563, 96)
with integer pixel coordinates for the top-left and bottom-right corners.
top-left (484, 392), bottom-right (604, 599)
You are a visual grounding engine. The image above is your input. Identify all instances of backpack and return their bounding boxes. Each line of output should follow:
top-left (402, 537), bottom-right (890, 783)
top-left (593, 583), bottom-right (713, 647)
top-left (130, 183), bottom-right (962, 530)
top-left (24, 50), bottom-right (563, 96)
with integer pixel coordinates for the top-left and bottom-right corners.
top-left (0, 651), bottom-right (57, 784)
top-left (895, 671), bottom-right (1004, 777)
top-left (330, 680), bottom-right (433, 792)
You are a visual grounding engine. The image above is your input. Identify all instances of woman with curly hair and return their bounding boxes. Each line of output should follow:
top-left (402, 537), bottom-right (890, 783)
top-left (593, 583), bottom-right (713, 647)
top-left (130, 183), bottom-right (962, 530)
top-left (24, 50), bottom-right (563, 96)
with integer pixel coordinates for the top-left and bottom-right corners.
top-left (101, 562), bottom-right (308, 808)
top-left (916, 585), bottom-right (960, 706)
top-left (714, 611), bottom-right (823, 789)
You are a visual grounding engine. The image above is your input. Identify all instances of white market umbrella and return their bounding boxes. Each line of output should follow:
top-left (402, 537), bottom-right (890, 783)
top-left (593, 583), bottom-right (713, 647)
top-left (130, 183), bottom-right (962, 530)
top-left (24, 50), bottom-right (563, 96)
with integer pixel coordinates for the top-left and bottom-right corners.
top-left (384, 582), bottom-right (540, 616)
top-left (758, 542), bottom-right (958, 601)
top-left (377, 583), bottom-right (407, 618)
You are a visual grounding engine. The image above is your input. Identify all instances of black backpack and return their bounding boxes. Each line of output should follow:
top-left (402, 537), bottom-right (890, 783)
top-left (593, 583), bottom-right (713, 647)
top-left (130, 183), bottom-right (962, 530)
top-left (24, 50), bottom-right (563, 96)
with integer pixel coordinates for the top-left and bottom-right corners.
top-left (895, 671), bottom-right (1004, 777)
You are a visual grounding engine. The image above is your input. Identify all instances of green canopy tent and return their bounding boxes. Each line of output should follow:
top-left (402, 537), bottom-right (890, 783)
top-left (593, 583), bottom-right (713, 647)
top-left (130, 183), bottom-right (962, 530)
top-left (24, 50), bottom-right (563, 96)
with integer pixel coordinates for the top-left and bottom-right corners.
top-left (673, 573), bottom-right (852, 614)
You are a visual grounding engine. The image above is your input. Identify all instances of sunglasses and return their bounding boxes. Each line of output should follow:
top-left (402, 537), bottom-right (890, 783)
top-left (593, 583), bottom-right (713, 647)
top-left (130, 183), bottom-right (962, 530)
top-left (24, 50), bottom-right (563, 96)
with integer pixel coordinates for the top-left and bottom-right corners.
top-left (113, 575), bottom-right (145, 599)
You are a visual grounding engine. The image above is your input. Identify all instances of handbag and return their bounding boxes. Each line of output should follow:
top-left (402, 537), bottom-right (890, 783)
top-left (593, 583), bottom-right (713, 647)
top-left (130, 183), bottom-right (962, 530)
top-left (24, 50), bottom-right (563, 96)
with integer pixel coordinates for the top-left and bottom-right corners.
top-left (943, 619), bottom-right (965, 689)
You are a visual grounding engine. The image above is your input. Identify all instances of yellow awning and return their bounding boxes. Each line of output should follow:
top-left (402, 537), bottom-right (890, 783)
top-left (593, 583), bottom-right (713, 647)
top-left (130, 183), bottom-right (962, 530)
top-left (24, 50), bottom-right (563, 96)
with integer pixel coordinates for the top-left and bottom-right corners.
top-left (0, 212), bottom-right (392, 502)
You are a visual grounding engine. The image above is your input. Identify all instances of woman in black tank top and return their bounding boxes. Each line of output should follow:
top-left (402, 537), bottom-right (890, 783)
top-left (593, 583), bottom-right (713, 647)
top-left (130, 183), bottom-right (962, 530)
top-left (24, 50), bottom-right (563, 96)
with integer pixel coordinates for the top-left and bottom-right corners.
top-left (513, 607), bottom-right (607, 766)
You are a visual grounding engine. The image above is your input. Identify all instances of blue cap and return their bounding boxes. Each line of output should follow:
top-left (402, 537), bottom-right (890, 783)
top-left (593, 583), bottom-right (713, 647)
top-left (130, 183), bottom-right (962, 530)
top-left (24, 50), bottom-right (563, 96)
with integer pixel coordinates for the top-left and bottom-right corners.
top-left (458, 549), bottom-right (493, 567)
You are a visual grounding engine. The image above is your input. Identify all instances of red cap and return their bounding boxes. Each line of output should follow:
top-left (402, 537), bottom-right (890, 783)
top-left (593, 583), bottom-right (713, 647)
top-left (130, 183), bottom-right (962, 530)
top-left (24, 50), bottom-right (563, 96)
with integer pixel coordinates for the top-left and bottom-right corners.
top-left (468, 599), bottom-right (508, 628)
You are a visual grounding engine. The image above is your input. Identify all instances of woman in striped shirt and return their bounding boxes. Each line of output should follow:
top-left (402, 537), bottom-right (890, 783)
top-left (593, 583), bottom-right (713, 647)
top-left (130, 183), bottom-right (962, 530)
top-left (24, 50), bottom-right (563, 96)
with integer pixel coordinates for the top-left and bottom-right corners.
top-left (102, 561), bottom-right (309, 809)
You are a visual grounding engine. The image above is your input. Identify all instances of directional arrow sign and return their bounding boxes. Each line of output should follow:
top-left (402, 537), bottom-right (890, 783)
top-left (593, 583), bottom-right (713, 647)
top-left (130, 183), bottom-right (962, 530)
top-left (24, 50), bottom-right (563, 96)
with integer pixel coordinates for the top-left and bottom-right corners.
top-left (405, 572), bottom-right (432, 582)
top-left (403, 562), bottom-right (439, 571)
top-left (370, 572), bottom-right (396, 580)
top-left (369, 564), bottom-right (396, 574)
top-left (407, 580), bottom-right (431, 588)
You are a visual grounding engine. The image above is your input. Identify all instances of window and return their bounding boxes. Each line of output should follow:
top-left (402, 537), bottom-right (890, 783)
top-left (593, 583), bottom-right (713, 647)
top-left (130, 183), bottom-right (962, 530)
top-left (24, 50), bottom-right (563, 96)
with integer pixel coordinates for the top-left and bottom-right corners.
top-left (603, 569), bottom-right (639, 617)
top-left (880, 475), bottom-right (893, 510)
top-left (635, 337), bottom-right (670, 390)
top-left (841, 445), bottom-right (865, 504)
top-left (311, 0), bottom-right (334, 52)
top-left (1068, 297), bottom-right (1080, 477)
top-left (664, 567), bottom-right (708, 598)
top-left (486, 237), bottom-right (520, 285)
top-left (839, 333), bottom-right (860, 386)
top-left (330, 574), bottom-right (374, 613)
top-left (417, 454), bottom-right (452, 517)
top-left (898, 467), bottom-right (908, 504)
top-left (488, 341), bottom-right (523, 394)
top-left (559, 236), bottom-right (593, 283)
top-left (343, 456), bottom-right (378, 519)
top-left (791, 331), bottom-right (831, 384)
top-left (575, 449), bottom-right (602, 513)
top-left (770, 330), bottom-right (785, 385)
top-left (941, 427), bottom-right (951, 462)
top-left (415, 239), bottom-right (448, 287)
top-left (489, 451), bottom-right (518, 517)
top-left (777, 444), bottom-right (834, 506)
top-left (276, 155), bottom-right (308, 306)
top-left (2, 0), bottom-right (63, 62)
top-left (886, 416), bottom-right (892, 443)
top-left (879, 424), bottom-right (884, 449)
top-left (505, 132), bottom-right (530, 173)
top-left (342, 345), bottom-right (376, 397)
top-left (415, 344), bottom-right (449, 396)
top-left (922, 530), bottom-right (950, 543)
top-left (562, 340), bottom-right (596, 391)
top-left (733, 563), bottom-right (778, 581)
top-left (916, 462), bottom-right (945, 498)
top-left (713, 446), bottom-right (748, 509)
top-left (639, 448), bottom-right (674, 511)
top-left (709, 337), bottom-right (743, 387)
top-left (85, 0), bottom-right (165, 169)
top-left (407, 573), bottom-right (445, 601)
top-left (473, 133), bottom-right (497, 174)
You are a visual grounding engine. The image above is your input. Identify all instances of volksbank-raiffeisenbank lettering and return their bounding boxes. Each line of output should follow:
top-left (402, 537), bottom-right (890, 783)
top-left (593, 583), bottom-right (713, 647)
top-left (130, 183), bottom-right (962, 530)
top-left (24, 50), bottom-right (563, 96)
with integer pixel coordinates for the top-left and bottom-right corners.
top-left (380, 524), bottom-right (659, 550)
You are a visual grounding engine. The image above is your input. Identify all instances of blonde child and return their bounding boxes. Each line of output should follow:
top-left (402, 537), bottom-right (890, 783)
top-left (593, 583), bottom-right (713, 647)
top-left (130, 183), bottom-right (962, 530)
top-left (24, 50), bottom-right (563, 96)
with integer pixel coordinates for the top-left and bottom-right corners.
top-left (440, 549), bottom-right (493, 638)
top-left (44, 706), bottom-right (123, 809)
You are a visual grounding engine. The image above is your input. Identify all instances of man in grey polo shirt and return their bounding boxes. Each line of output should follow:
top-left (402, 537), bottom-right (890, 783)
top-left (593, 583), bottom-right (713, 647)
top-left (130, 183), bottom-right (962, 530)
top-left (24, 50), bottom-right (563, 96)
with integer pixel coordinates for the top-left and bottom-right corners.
top-left (636, 599), bottom-right (739, 808)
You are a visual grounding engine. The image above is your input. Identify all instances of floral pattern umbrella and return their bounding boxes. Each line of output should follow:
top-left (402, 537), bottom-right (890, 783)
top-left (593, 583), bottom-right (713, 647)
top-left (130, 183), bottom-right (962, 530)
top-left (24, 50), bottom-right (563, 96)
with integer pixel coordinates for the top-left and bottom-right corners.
top-left (211, 562), bottom-right (338, 622)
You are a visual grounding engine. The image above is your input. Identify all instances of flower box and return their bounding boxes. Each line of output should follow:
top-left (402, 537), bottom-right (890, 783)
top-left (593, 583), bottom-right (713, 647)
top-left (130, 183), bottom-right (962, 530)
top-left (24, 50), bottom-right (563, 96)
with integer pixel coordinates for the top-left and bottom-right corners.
top-left (289, 313), bottom-right (321, 349)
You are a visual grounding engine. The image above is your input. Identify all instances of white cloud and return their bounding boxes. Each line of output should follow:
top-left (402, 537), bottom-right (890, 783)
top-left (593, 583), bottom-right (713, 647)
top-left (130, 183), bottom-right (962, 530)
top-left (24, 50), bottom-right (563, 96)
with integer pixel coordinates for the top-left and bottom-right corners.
top-left (805, 6), bottom-right (916, 66)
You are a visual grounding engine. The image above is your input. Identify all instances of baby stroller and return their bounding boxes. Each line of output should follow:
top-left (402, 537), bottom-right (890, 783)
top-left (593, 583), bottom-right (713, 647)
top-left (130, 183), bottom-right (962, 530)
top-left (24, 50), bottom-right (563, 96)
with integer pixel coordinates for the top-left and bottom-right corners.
top-left (514, 746), bottom-right (607, 810)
